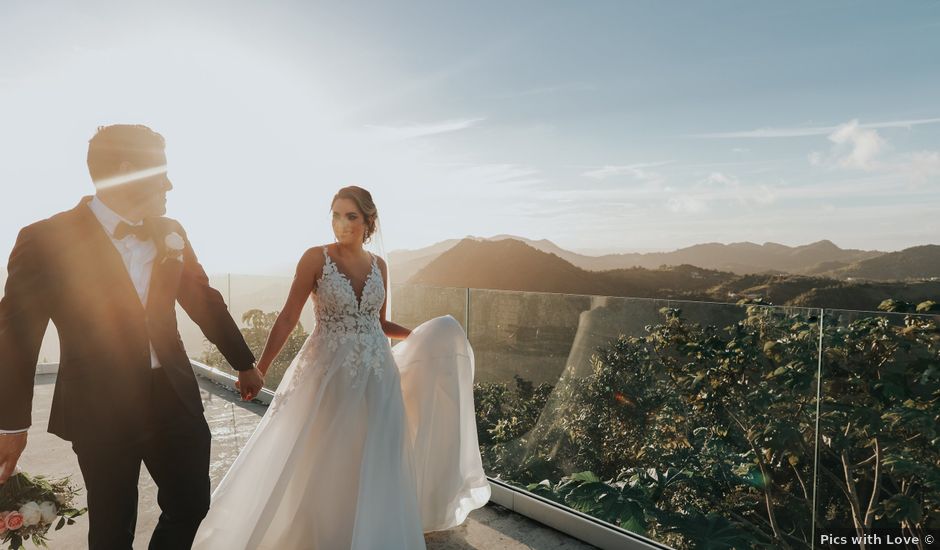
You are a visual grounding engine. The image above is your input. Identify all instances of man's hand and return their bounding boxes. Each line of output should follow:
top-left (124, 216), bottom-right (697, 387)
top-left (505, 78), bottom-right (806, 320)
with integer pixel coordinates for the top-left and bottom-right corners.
top-left (235, 367), bottom-right (264, 401)
top-left (0, 432), bottom-right (27, 484)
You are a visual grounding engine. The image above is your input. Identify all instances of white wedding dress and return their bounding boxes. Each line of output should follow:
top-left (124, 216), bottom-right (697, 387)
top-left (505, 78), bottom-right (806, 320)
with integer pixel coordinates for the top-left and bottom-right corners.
top-left (193, 248), bottom-right (490, 549)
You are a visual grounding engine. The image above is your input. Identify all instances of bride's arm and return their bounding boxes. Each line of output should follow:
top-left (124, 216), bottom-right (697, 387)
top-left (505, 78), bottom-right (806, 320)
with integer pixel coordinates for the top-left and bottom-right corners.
top-left (256, 248), bottom-right (323, 376)
top-left (377, 257), bottom-right (412, 340)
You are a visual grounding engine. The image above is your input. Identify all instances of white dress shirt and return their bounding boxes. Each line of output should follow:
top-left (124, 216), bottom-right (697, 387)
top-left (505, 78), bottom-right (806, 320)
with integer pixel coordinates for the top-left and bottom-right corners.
top-left (87, 196), bottom-right (162, 369)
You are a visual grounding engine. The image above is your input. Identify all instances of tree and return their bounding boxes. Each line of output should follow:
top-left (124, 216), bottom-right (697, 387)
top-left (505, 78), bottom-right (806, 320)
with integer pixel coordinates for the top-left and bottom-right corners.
top-left (202, 309), bottom-right (309, 389)
top-left (477, 302), bottom-right (939, 549)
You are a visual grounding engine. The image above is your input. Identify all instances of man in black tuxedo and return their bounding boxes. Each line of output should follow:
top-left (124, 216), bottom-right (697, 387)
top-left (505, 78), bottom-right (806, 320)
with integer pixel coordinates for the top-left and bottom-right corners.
top-left (0, 124), bottom-right (265, 549)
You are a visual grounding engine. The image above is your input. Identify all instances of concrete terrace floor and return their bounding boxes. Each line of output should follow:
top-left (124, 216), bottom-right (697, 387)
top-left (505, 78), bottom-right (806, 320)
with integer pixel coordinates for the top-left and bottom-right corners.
top-left (18, 373), bottom-right (596, 550)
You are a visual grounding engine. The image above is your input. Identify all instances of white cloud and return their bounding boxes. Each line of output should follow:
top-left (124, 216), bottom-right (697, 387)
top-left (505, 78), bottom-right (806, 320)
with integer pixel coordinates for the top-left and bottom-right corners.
top-left (693, 172), bottom-right (778, 206)
top-left (688, 116), bottom-right (940, 139)
top-left (557, 170), bottom-right (780, 217)
top-left (900, 150), bottom-right (940, 184)
top-left (667, 196), bottom-right (708, 213)
top-left (806, 120), bottom-right (940, 182)
top-left (455, 163), bottom-right (542, 187)
top-left (808, 119), bottom-right (887, 171)
top-left (364, 118), bottom-right (484, 140)
top-left (826, 120), bottom-right (887, 170)
top-left (698, 171), bottom-right (738, 188)
top-left (582, 161), bottom-right (671, 182)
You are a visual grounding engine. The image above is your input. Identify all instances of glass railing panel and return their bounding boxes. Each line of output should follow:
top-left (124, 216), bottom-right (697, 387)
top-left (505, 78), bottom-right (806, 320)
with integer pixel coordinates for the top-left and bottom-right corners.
top-left (816, 307), bottom-right (940, 543)
top-left (390, 283), bottom-right (469, 332)
top-left (468, 288), bottom-right (822, 549)
top-left (467, 289), bottom-right (594, 384)
top-left (184, 273), bottom-right (313, 390)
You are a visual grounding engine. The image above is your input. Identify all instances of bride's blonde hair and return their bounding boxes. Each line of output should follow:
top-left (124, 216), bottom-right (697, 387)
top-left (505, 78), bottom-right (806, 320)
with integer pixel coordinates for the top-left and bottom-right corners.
top-left (332, 186), bottom-right (378, 243)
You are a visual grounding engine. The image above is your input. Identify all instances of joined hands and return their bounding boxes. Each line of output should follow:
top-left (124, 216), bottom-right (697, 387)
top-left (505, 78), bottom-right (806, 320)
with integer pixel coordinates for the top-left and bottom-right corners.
top-left (235, 367), bottom-right (265, 401)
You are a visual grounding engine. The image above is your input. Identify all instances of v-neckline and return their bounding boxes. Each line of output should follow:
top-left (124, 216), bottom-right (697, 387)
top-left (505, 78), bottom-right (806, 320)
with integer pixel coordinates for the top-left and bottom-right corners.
top-left (324, 246), bottom-right (378, 310)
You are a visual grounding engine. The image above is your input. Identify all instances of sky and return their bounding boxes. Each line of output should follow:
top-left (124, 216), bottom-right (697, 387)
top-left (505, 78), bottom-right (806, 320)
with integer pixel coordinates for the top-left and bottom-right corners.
top-left (1, 0), bottom-right (938, 274)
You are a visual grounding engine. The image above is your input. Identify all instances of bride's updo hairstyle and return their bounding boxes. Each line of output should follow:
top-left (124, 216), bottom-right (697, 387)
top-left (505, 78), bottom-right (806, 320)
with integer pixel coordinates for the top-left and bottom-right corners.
top-left (332, 186), bottom-right (379, 243)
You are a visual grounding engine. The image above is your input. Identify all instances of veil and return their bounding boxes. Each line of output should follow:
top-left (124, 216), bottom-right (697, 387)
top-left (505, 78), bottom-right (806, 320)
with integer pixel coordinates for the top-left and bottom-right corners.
top-left (364, 218), bottom-right (392, 323)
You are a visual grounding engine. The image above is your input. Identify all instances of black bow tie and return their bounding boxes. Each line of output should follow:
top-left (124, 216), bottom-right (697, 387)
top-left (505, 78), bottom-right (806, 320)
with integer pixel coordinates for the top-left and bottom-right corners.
top-left (113, 221), bottom-right (152, 241)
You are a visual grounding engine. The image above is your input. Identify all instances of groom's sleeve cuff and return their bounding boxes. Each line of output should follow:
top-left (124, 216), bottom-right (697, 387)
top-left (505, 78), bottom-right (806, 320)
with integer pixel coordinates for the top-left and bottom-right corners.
top-left (0, 428), bottom-right (29, 434)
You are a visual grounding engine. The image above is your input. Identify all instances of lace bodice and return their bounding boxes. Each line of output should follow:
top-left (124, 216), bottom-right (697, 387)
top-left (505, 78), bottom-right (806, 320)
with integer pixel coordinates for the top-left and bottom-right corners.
top-left (312, 247), bottom-right (387, 384)
top-left (268, 248), bottom-right (388, 414)
top-left (315, 247), bottom-right (384, 326)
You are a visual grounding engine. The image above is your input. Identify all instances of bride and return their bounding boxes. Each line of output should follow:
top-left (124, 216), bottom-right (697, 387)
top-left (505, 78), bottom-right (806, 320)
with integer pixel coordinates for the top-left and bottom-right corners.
top-left (193, 186), bottom-right (490, 549)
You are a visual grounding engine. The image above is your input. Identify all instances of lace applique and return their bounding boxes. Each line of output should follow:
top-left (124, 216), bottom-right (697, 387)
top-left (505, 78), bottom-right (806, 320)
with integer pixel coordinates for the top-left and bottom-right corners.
top-left (313, 247), bottom-right (386, 387)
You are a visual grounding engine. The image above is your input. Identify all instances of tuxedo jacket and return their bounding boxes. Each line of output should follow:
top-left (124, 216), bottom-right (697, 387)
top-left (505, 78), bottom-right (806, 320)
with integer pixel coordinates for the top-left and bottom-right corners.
top-left (0, 197), bottom-right (255, 445)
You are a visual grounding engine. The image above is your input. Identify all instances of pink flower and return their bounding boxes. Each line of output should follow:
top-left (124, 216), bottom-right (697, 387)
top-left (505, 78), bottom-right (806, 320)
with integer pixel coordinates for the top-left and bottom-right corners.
top-left (0, 512), bottom-right (7, 534)
top-left (5, 511), bottom-right (24, 530)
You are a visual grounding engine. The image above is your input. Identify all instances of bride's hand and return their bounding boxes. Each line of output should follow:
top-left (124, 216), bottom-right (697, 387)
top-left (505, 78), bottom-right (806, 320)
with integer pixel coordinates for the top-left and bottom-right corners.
top-left (236, 367), bottom-right (265, 401)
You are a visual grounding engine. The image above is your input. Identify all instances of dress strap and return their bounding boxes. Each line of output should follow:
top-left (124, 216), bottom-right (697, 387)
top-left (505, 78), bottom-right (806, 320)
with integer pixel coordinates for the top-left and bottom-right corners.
top-left (323, 245), bottom-right (375, 274)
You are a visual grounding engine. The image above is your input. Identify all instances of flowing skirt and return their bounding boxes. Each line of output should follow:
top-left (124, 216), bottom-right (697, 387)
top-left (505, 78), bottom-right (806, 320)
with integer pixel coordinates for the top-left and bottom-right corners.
top-left (192, 315), bottom-right (490, 549)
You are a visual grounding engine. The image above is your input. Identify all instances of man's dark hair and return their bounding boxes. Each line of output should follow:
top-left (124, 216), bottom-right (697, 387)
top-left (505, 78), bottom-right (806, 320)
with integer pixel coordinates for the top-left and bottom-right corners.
top-left (86, 124), bottom-right (166, 183)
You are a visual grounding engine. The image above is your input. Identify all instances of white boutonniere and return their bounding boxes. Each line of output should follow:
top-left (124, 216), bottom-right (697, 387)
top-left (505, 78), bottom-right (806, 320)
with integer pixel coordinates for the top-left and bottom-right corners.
top-left (163, 232), bottom-right (185, 263)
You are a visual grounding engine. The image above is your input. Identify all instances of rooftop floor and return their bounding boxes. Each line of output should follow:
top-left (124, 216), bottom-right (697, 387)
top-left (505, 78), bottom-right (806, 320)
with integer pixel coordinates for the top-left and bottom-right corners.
top-left (18, 373), bottom-right (596, 549)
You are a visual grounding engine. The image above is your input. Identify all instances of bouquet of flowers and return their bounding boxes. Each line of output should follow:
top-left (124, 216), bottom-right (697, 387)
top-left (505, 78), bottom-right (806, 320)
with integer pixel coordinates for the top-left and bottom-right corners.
top-left (0, 469), bottom-right (86, 549)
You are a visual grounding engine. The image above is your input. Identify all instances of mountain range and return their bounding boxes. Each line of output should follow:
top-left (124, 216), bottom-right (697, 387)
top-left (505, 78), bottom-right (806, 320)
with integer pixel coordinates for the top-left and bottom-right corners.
top-left (406, 238), bottom-right (940, 311)
top-left (390, 235), bottom-right (939, 283)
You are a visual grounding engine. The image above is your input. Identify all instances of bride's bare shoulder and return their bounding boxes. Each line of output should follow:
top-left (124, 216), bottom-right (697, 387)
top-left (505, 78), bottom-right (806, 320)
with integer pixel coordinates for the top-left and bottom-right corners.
top-left (297, 245), bottom-right (329, 276)
top-left (374, 254), bottom-right (388, 270)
